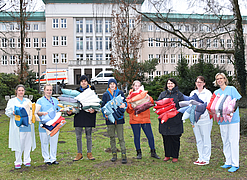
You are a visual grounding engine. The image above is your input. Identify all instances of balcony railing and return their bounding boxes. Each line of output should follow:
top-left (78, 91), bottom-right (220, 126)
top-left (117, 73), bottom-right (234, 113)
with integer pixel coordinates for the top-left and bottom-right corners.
top-left (68, 59), bottom-right (110, 66)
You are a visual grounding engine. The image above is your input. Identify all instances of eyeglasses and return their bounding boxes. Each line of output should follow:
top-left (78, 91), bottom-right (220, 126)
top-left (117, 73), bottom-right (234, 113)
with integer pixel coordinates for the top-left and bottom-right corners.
top-left (216, 77), bottom-right (224, 81)
top-left (196, 81), bottom-right (203, 84)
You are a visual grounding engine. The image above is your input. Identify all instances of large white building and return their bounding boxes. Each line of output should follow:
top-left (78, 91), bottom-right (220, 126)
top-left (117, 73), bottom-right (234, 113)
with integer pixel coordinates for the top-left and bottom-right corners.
top-left (0, 0), bottom-right (246, 84)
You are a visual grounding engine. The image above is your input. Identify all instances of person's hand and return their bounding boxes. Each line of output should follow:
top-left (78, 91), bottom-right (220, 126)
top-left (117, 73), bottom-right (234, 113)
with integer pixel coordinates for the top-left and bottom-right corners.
top-left (43, 112), bottom-right (48, 116)
top-left (119, 103), bottom-right (125, 108)
top-left (67, 111), bottom-right (72, 115)
top-left (13, 111), bottom-right (15, 115)
top-left (88, 108), bottom-right (95, 113)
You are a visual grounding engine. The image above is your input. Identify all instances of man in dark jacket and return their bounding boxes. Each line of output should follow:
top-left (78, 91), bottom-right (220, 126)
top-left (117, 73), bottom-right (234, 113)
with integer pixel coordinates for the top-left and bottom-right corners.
top-left (71, 75), bottom-right (97, 161)
top-left (101, 79), bottom-right (128, 164)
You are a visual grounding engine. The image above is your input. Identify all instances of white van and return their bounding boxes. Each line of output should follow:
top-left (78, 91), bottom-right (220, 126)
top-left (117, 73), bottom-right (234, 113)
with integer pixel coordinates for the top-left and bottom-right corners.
top-left (90, 71), bottom-right (114, 84)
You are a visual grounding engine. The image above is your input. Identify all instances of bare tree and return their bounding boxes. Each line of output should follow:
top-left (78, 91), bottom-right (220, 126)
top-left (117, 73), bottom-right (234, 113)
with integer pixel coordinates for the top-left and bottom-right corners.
top-left (130, 0), bottom-right (246, 95)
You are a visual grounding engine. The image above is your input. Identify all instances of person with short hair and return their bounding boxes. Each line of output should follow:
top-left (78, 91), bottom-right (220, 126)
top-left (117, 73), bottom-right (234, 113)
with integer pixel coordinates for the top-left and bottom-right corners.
top-left (37, 84), bottom-right (61, 165)
top-left (190, 76), bottom-right (212, 166)
top-left (101, 78), bottom-right (128, 164)
top-left (5, 84), bottom-right (36, 169)
top-left (213, 73), bottom-right (241, 173)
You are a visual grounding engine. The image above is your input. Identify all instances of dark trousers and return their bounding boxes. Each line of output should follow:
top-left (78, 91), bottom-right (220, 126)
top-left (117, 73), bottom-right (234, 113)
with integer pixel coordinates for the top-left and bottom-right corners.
top-left (162, 134), bottom-right (181, 158)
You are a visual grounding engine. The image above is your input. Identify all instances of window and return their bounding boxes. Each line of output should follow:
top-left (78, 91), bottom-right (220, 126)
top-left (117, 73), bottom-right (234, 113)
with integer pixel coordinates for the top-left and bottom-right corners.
top-left (53, 36), bottom-right (59, 46)
top-left (214, 55), bottom-right (218, 64)
top-left (148, 38), bottom-right (153, 47)
top-left (148, 54), bottom-right (153, 60)
top-left (185, 25), bottom-right (189, 32)
top-left (105, 54), bottom-right (111, 61)
top-left (206, 39), bottom-right (211, 47)
top-left (76, 20), bottom-right (83, 33)
top-left (164, 71), bottom-right (168, 75)
top-left (96, 20), bottom-right (102, 33)
top-left (171, 54), bottom-right (176, 64)
top-left (192, 54), bottom-right (197, 64)
top-left (96, 37), bottom-right (102, 50)
top-left (148, 71), bottom-right (154, 80)
top-left (220, 39), bottom-right (225, 48)
top-left (192, 39), bottom-right (197, 47)
top-left (86, 37), bottom-right (93, 50)
top-left (33, 38), bottom-right (39, 48)
top-left (185, 54), bottom-right (190, 64)
top-left (177, 38), bottom-right (182, 47)
top-left (227, 39), bottom-right (232, 48)
top-left (33, 24), bottom-right (38, 31)
top-left (61, 36), bottom-right (67, 46)
top-left (96, 54), bottom-right (103, 64)
top-left (76, 37), bottom-right (83, 50)
top-left (10, 55), bottom-right (16, 65)
top-left (206, 26), bottom-right (211, 32)
top-left (53, 19), bottom-right (59, 28)
top-left (227, 55), bottom-right (232, 64)
top-left (86, 20), bottom-right (93, 33)
top-left (105, 20), bottom-right (111, 33)
top-left (2, 55), bottom-right (7, 65)
top-left (220, 55), bottom-right (225, 64)
top-left (171, 71), bottom-right (177, 76)
top-left (53, 53), bottom-right (59, 63)
top-left (228, 71), bottom-right (232, 76)
top-left (205, 55), bottom-right (210, 63)
top-left (178, 54), bottom-right (182, 62)
top-left (26, 24), bottom-right (30, 30)
top-left (26, 55), bottom-right (31, 65)
top-left (129, 19), bottom-right (135, 28)
top-left (171, 38), bottom-right (176, 47)
top-left (199, 40), bottom-right (203, 48)
top-left (33, 55), bottom-right (38, 65)
top-left (25, 38), bottom-right (31, 48)
top-left (156, 71), bottom-right (161, 77)
top-left (163, 54), bottom-right (169, 64)
top-left (156, 38), bottom-right (160, 47)
top-left (148, 24), bottom-right (153, 31)
top-left (164, 38), bottom-right (168, 47)
top-left (61, 19), bottom-right (67, 28)
top-left (41, 55), bottom-right (46, 65)
top-left (17, 55), bottom-right (21, 64)
top-left (10, 24), bottom-right (15, 31)
top-left (86, 54), bottom-right (93, 60)
top-left (42, 38), bottom-right (46, 47)
top-left (9, 38), bottom-right (15, 48)
top-left (17, 38), bottom-right (21, 48)
top-left (156, 54), bottom-right (161, 64)
top-left (105, 37), bottom-right (111, 50)
top-left (61, 53), bottom-right (67, 63)
top-left (76, 54), bottom-right (83, 61)
top-left (213, 39), bottom-right (218, 48)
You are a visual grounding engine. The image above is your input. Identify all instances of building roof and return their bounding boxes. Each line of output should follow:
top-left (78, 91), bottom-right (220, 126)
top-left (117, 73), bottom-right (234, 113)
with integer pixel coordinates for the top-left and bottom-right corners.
top-left (42, 0), bottom-right (144, 4)
top-left (0, 11), bottom-right (45, 22)
top-left (142, 13), bottom-right (247, 24)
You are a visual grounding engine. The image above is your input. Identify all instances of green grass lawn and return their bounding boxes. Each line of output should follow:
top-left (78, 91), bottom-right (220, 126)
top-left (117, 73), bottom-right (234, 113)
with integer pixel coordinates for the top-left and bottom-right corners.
top-left (0, 110), bottom-right (246, 180)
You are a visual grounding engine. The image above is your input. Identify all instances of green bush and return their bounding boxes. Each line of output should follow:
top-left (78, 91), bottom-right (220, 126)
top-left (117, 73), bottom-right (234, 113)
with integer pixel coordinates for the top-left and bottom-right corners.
top-left (25, 87), bottom-right (42, 102)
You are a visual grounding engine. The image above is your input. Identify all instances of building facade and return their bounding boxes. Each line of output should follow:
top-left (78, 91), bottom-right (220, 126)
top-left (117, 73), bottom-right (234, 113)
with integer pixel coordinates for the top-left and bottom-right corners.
top-left (0, 0), bottom-right (246, 84)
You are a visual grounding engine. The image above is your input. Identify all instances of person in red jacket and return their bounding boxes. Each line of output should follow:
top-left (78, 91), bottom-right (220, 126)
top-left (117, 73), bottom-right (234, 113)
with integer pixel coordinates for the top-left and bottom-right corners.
top-left (126, 80), bottom-right (160, 159)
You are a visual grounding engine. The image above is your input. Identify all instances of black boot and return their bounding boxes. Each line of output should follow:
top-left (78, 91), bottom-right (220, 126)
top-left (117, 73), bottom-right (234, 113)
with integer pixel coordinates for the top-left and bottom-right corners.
top-left (136, 149), bottom-right (142, 159)
top-left (110, 152), bottom-right (117, 162)
top-left (121, 153), bottom-right (127, 164)
top-left (151, 149), bottom-right (161, 159)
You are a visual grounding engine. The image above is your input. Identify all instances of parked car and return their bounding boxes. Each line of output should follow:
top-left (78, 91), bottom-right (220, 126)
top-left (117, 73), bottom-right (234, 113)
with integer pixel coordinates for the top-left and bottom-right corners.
top-left (90, 71), bottom-right (114, 84)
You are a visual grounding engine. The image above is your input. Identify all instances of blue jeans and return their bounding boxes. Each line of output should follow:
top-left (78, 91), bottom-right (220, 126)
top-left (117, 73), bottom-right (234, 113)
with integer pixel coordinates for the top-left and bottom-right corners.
top-left (131, 123), bottom-right (155, 150)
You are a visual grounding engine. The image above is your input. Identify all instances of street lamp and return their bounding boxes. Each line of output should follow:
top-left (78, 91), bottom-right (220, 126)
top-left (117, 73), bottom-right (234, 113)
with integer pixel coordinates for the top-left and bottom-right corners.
top-left (36, 48), bottom-right (41, 94)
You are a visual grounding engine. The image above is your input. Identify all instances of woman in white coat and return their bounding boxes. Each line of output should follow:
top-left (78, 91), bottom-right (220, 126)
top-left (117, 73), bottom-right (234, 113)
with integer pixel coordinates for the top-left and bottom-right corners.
top-left (36, 84), bottom-right (60, 165)
top-left (5, 84), bottom-right (36, 169)
top-left (190, 76), bottom-right (212, 166)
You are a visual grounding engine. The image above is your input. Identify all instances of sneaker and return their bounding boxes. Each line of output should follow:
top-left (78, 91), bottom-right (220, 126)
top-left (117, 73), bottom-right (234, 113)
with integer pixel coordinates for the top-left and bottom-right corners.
top-left (221, 164), bottom-right (232, 168)
top-left (193, 160), bottom-right (200, 165)
top-left (172, 158), bottom-right (178, 163)
top-left (198, 161), bottom-right (209, 166)
top-left (228, 166), bottom-right (239, 173)
top-left (15, 164), bottom-right (21, 169)
top-left (24, 163), bottom-right (31, 167)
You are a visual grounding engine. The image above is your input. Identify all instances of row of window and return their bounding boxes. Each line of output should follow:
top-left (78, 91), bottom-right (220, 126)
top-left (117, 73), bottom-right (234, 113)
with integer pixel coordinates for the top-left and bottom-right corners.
top-left (148, 54), bottom-right (232, 64)
top-left (76, 53), bottom-right (111, 61)
top-left (148, 38), bottom-right (233, 48)
top-left (52, 18), bottom-right (67, 29)
top-left (1, 55), bottom-right (47, 65)
top-left (1, 38), bottom-right (46, 48)
top-left (76, 19), bottom-right (112, 33)
top-left (1, 23), bottom-right (40, 31)
top-left (76, 36), bottom-right (111, 50)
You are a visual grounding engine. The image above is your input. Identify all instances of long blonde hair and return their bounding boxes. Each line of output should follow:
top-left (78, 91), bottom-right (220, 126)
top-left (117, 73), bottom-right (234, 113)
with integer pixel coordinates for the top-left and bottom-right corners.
top-left (213, 73), bottom-right (229, 86)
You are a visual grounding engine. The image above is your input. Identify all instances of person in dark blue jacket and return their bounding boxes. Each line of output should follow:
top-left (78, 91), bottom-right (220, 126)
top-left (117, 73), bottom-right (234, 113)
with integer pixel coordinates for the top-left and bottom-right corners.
top-left (101, 79), bottom-right (127, 164)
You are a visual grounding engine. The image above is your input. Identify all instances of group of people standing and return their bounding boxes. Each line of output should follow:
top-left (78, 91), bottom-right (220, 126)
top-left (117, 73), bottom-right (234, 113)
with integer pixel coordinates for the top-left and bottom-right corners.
top-left (6, 73), bottom-right (241, 173)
